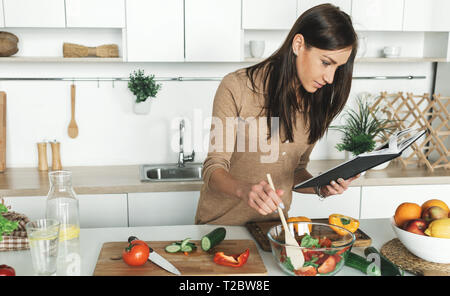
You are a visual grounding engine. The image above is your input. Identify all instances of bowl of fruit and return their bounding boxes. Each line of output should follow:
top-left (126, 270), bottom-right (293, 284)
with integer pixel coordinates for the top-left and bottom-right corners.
top-left (391, 199), bottom-right (450, 263)
top-left (267, 222), bottom-right (356, 276)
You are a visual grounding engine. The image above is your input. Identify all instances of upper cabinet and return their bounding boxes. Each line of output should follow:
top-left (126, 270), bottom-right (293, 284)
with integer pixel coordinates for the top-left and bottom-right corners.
top-left (242, 0), bottom-right (297, 30)
top-left (297, 0), bottom-right (351, 17)
top-left (126, 0), bottom-right (184, 62)
top-left (65, 0), bottom-right (125, 28)
top-left (351, 0), bottom-right (404, 31)
top-left (185, 0), bottom-right (242, 62)
top-left (3, 0), bottom-right (65, 28)
top-left (0, 0), bottom-right (4, 27)
top-left (403, 0), bottom-right (450, 32)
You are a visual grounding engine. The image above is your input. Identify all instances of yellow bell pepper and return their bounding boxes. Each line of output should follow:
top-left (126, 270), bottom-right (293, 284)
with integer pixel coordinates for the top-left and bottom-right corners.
top-left (286, 216), bottom-right (312, 234)
top-left (328, 214), bottom-right (359, 236)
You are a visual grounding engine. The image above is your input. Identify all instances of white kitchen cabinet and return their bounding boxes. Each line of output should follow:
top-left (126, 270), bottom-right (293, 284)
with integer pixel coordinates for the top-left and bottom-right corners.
top-left (2, 196), bottom-right (47, 222)
top-left (351, 0), bottom-right (404, 31)
top-left (297, 0), bottom-right (351, 17)
top-left (3, 194), bottom-right (128, 228)
top-left (3, 0), bottom-right (65, 28)
top-left (242, 0), bottom-right (297, 30)
top-left (185, 0), bottom-right (242, 62)
top-left (78, 194), bottom-right (128, 228)
top-left (0, 0), bottom-right (4, 27)
top-left (290, 187), bottom-right (361, 219)
top-left (65, 0), bottom-right (125, 28)
top-left (403, 0), bottom-right (450, 32)
top-left (128, 191), bottom-right (200, 226)
top-left (126, 0), bottom-right (184, 62)
top-left (360, 185), bottom-right (450, 219)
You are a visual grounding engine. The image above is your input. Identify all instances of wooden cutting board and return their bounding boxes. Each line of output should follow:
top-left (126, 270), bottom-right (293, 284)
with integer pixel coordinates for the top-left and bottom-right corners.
top-left (246, 218), bottom-right (372, 252)
top-left (0, 92), bottom-right (6, 172)
top-left (93, 239), bottom-right (267, 276)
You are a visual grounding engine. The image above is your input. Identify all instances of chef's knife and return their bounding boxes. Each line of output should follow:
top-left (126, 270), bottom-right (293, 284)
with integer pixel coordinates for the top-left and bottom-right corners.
top-left (128, 236), bottom-right (181, 276)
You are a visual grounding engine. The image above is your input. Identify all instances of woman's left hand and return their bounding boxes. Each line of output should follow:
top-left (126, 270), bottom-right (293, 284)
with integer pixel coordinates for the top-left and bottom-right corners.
top-left (320, 174), bottom-right (361, 197)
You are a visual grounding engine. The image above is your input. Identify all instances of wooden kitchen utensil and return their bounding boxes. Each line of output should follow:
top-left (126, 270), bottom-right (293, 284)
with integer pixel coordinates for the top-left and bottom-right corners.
top-left (94, 239), bottom-right (267, 276)
top-left (267, 174), bottom-right (304, 270)
top-left (68, 84), bottom-right (78, 139)
top-left (246, 219), bottom-right (372, 252)
top-left (63, 42), bottom-right (119, 58)
top-left (0, 92), bottom-right (5, 172)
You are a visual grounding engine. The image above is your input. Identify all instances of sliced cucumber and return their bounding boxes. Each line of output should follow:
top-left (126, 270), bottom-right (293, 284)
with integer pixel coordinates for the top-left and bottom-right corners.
top-left (165, 244), bottom-right (181, 253)
top-left (180, 238), bottom-right (191, 250)
top-left (181, 245), bottom-right (193, 252)
top-left (201, 227), bottom-right (226, 251)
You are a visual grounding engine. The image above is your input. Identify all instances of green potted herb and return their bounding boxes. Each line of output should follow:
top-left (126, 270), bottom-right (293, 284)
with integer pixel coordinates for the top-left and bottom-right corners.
top-left (128, 69), bottom-right (162, 115)
top-left (331, 94), bottom-right (396, 167)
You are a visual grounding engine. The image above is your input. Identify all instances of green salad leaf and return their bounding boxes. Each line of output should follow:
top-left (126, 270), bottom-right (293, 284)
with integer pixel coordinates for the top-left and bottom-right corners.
top-left (300, 234), bottom-right (320, 248)
top-left (282, 256), bottom-right (295, 272)
top-left (0, 205), bottom-right (19, 241)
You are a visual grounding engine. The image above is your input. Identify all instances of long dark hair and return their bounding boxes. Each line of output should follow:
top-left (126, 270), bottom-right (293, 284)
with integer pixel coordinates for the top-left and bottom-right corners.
top-left (246, 4), bottom-right (358, 144)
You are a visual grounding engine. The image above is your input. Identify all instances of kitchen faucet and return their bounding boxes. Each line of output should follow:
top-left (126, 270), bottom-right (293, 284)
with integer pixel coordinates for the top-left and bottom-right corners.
top-left (178, 119), bottom-right (195, 167)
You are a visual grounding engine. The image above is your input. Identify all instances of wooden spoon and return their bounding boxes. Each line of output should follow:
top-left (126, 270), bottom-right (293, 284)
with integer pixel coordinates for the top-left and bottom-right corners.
top-left (267, 174), bottom-right (304, 270)
top-left (68, 84), bottom-right (79, 138)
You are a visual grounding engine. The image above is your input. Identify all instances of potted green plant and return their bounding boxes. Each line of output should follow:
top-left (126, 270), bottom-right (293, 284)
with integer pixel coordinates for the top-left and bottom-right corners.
top-left (128, 69), bottom-right (162, 115)
top-left (331, 94), bottom-right (397, 168)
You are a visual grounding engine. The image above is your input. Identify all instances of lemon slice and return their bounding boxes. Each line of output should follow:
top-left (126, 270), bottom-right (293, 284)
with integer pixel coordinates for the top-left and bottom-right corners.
top-left (59, 224), bottom-right (80, 241)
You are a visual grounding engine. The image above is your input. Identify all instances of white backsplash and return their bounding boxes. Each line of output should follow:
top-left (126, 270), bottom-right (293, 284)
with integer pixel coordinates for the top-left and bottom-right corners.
top-left (0, 60), bottom-right (434, 168)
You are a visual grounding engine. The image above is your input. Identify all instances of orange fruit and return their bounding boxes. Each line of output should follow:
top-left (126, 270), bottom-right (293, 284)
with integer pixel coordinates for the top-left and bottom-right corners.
top-left (394, 202), bottom-right (422, 227)
top-left (287, 216), bottom-right (312, 233)
top-left (421, 199), bottom-right (449, 214)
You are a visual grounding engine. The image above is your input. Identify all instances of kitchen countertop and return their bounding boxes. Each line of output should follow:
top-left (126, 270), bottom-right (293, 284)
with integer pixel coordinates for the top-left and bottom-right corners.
top-left (0, 218), bottom-right (413, 276)
top-left (0, 160), bottom-right (449, 197)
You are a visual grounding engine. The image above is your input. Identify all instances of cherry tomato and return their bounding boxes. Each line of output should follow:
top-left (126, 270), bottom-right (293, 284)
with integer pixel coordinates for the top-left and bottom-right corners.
top-left (0, 264), bottom-right (16, 276)
top-left (122, 240), bottom-right (150, 266)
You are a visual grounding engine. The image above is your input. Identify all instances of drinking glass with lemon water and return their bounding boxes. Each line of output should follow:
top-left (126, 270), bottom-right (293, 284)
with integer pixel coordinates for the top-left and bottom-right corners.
top-left (26, 219), bottom-right (60, 276)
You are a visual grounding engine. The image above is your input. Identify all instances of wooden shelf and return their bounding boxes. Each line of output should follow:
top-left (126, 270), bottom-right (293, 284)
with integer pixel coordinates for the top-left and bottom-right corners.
top-left (0, 56), bottom-right (124, 63)
top-left (356, 57), bottom-right (447, 63)
top-left (244, 57), bottom-right (448, 63)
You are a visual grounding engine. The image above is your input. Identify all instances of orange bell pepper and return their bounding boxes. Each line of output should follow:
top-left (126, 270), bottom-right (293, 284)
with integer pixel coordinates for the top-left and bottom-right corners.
top-left (328, 214), bottom-right (359, 236)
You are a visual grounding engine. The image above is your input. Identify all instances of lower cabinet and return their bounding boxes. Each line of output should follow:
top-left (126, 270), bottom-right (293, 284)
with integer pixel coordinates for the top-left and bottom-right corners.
top-left (127, 191), bottom-right (200, 226)
top-left (2, 194), bottom-right (128, 228)
top-left (360, 184), bottom-right (450, 219)
top-left (290, 187), bottom-right (361, 219)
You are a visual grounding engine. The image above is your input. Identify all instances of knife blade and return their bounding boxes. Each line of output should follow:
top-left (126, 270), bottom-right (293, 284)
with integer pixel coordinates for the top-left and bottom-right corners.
top-left (128, 236), bottom-right (181, 276)
top-left (148, 251), bottom-right (181, 275)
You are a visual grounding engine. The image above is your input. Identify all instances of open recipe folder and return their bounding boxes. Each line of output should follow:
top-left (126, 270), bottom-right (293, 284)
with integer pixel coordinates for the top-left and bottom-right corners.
top-left (294, 128), bottom-right (427, 190)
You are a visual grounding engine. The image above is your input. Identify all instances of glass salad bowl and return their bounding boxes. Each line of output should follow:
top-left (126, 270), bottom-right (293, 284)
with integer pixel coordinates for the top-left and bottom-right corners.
top-left (267, 222), bottom-right (356, 276)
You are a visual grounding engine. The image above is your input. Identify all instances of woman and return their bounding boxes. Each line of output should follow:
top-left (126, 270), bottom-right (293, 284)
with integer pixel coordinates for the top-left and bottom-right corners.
top-left (195, 4), bottom-right (360, 225)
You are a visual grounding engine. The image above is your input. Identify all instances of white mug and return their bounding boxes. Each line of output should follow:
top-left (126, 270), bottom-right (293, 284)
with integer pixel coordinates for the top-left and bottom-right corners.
top-left (249, 40), bottom-right (265, 58)
top-left (383, 46), bottom-right (401, 58)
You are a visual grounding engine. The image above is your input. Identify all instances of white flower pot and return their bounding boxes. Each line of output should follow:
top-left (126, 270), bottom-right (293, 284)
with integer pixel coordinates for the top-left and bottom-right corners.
top-left (133, 99), bottom-right (152, 115)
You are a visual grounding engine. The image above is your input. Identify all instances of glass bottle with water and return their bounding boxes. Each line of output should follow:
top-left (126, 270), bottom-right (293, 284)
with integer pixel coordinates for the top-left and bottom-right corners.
top-left (46, 170), bottom-right (81, 276)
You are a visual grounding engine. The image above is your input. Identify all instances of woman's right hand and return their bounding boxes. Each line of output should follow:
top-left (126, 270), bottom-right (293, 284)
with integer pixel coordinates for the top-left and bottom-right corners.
top-left (239, 181), bottom-right (285, 215)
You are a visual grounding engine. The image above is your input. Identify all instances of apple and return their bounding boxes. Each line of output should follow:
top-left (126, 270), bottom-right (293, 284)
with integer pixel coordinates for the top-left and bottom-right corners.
top-left (403, 219), bottom-right (427, 235)
top-left (421, 206), bottom-right (448, 223)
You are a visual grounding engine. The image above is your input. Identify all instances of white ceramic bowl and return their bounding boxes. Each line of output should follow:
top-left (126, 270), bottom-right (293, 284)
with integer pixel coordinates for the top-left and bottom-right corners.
top-left (390, 217), bottom-right (450, 263)
top-left (383, 46), bottom-right (401, 58)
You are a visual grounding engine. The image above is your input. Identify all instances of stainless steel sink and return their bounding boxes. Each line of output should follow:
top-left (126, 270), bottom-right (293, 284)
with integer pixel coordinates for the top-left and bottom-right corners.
top-left (140, 163), bottom-right (203, 182)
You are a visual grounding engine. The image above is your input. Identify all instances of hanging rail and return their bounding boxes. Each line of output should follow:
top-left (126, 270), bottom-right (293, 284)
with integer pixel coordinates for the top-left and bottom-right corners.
top-left (0, 75), bottom-right (427, 82)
